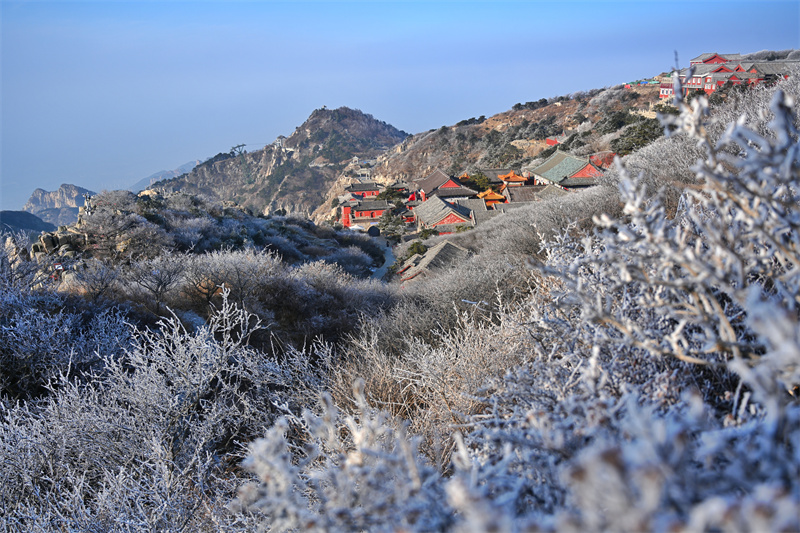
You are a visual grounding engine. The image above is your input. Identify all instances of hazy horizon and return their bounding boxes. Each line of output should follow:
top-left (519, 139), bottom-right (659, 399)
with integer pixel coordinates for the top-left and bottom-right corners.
top-left (2, 0), bottom-right (799, 210)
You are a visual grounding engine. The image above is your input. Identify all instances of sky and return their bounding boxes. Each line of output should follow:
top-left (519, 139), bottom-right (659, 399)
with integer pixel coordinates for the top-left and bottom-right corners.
top-left (1, 0), bottom-right (799, 210)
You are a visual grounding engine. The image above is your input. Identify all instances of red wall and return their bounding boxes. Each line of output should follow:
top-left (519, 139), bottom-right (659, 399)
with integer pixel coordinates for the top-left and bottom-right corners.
top-left (354, 209), bottom-right (387, 219)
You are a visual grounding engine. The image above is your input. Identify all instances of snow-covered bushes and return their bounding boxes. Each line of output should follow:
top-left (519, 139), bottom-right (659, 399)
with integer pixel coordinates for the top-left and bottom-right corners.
top-left (0, 293), bottom-right (323, 530)
top-left (0, 287), bottom-right (131, 399)
top-left (233, 384), bottom-right (454, 532)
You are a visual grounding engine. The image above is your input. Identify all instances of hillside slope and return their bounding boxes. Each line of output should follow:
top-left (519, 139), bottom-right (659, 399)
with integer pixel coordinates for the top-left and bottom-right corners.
top-left (311, 84), bottom-right (662, 222)
top-left (377, 84), bottom-right (660, 179)
top-left (153, 107), bottom-right (408, 216)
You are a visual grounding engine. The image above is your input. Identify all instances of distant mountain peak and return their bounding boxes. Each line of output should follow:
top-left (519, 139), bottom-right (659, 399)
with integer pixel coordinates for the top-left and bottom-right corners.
top-left (130, 160), bottom-right (201, 193)
top-left (154, 107), bottom-right (408, 215)
top-left (22, 184), bottom-right (95, 226)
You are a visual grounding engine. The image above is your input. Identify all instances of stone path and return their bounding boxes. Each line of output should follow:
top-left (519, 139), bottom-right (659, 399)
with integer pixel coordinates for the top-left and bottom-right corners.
top-left (370, 237), bottom-right (395, 281)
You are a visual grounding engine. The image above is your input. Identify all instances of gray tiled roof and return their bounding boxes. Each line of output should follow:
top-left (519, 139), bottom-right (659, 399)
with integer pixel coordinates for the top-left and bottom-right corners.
top-left (539, 184), bottom-right (573, 198)
top-left (559, 177), bottom-right (597, 189)
top-left (680, 64), bottom-right (720, 77)
top-left (414, 169), bottom-right (453, 193)
top-left (454, 199), bottom-right (488, 212)
top-left (430, 186), bottom-right (479, 199)
top-left (453, 198), bottom-right (498, 225)
top-left (345, 181), bottom-right (383, 192)
top-left (398, 253), bottom-right (423, 274)
top-left (401, 240), bottom-right (471, 282)
top-left (352, 200), bottom-right (392, 213)
top-left (414, 196), bottom-right (472, 227)
top-left (690, 53), bottom-right (743, 63)
top-left (504, 185), bottom-right (548, 203)
top-left (750, 61), bottom-right (800, 76)
top-left (530, 151), bottom-right (597, 184)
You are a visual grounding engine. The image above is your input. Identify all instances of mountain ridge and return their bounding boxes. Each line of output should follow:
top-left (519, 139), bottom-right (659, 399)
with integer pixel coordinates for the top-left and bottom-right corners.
top-left (150, 106), bottom-right (409, 216)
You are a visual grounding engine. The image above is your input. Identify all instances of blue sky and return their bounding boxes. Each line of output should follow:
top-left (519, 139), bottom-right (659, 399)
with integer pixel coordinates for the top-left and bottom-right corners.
top-left (2, 0), bottom-right (798, 210)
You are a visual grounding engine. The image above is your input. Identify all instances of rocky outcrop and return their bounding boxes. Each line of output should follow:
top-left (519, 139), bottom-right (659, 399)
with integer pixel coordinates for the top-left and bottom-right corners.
top-left (23, 184), bottom-right (96, 226)
top-left (29, 227), bottom-right (86, 262)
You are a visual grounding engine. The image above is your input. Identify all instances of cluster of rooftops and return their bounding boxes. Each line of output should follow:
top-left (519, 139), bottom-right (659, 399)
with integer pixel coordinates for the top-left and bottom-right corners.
top-left (338, 150), bottom-right (614, 234)
top-left (660, 52), bottom-right (799, 99)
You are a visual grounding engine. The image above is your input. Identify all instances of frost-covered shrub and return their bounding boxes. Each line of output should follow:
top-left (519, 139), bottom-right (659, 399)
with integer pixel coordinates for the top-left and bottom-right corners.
top-left (263, 233), bottom-right (309, 263)
top-left (337, 309), bottom-right (534, 464)
top-left (233, 384), bottom-right (454, 533)
top-left (324, 245), bottom-right (373, 277)
top-left (70, 256), bottom-right (122, 302)
top-left (168, 213), bottom-right (216, 250)
top-left (124, 252), bottom-right (186, 314)
top-left (282, 261), bottom-right (394, 345)
top-left (0, 293), bottom-right (322, 531)
top-left (0, 288), bottom-right (131, 399)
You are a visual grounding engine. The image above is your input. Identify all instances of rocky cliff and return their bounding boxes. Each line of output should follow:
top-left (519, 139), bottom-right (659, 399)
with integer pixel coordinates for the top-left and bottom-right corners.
top-left (152, 107), bottom-right (408, 216)
top-left (23, 183), bottom-right (96, 226)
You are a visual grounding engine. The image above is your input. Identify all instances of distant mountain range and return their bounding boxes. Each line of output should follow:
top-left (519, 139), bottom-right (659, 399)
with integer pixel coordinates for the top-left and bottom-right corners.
top-left (0, 210), bottom-right (56, 234)
top-left (16, 161), bottom-right (200, 227)
top-left (128, 160), bottom-right (201, 193)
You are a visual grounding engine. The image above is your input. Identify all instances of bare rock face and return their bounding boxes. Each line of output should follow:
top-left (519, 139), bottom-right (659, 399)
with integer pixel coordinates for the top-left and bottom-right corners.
top-left (23, 184), bottom-right (96, 226)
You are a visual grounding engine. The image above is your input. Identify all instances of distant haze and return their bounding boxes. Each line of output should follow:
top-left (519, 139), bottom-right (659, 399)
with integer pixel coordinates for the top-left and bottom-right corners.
top-left (2, 0), bottom-right (798, 210)
top-left (128, 160), bottom-right (201, 193)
